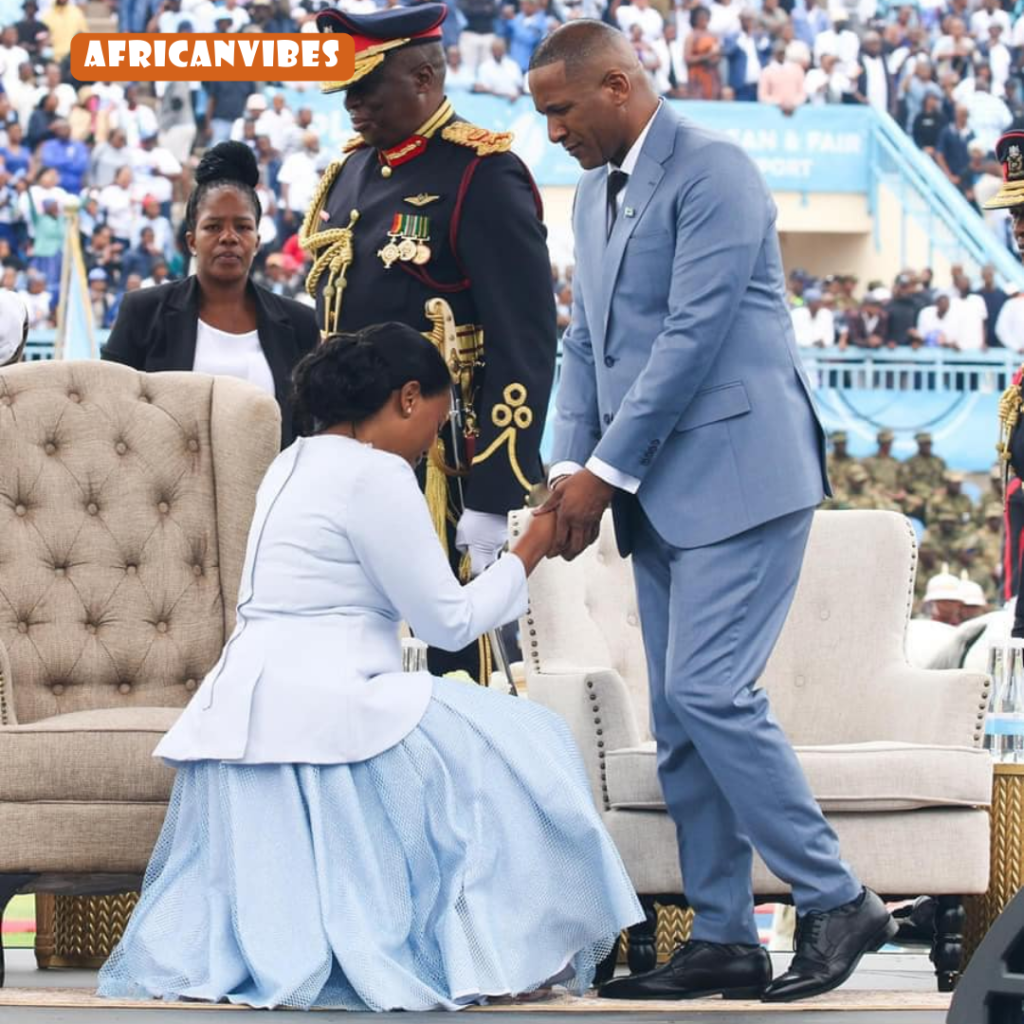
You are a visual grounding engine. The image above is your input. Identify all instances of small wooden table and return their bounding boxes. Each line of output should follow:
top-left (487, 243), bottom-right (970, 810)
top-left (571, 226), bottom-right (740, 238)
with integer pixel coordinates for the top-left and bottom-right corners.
top-left (963, 762), bottom-right (1024, 964)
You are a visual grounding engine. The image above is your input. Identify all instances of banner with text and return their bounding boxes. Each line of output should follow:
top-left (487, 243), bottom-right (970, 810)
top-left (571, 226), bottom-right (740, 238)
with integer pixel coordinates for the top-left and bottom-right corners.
top-left (279, 89), bottom-right (874, 193)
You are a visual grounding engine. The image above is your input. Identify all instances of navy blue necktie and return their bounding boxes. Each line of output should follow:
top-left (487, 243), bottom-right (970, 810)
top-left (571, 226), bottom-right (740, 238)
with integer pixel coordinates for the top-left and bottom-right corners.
top-left (606, 170), bottom-right (629, 240)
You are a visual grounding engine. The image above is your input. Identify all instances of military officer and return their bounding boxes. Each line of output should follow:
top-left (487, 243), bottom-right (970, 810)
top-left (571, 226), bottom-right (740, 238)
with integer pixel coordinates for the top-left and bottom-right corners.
top-left (984, 131), bottom-right (1024, 628)
top-left (898, 431), bottom-right (947, 522)
top-left (862, 427), bottom-right (907, 509)
top-left (301, 3), bottom-right (557, 681)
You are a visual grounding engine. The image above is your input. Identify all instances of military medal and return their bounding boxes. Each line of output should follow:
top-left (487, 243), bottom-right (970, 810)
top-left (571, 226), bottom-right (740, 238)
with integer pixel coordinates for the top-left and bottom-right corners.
top-left (378, 212), bottom-right (432, 269)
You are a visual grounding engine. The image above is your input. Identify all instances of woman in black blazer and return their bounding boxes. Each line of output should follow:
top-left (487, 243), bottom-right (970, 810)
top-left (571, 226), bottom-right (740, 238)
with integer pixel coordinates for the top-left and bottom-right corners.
top-left (102, 142), bottom-right (319, 447)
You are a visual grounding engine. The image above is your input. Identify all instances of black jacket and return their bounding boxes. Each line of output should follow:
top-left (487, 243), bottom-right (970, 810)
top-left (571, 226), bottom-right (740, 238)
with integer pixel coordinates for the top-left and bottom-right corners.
top-left (101, 276), bottom-right (319, 447)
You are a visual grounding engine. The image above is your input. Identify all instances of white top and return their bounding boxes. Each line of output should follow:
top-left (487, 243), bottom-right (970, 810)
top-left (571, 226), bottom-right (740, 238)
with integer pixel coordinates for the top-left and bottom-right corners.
top-left (155, 436), bottom-right (529, 764)
top-left (475, 55), bottom-right (524, 99)
top-left (996, 296), bottom-right (1024, 351)
top-left (949, 294), bottom-right (988, 351)
top-left (193, 319), bottom-right (275, 397)
top-left (790, 305), bottom-right (836, 347)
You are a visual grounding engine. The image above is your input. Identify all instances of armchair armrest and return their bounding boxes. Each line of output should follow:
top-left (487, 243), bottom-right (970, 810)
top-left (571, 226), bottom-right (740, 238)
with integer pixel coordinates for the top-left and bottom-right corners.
top-left (0, 636), bottom-right (14, 726)
top-left (528, 668), bottom-right (643, 811)
top-left (847, 665), bottom-right (990, 748)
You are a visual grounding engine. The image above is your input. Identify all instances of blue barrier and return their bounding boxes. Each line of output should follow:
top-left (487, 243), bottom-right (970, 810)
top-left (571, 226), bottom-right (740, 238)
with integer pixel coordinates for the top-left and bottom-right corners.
top-left (34, 336), bottom-right (1008, 472)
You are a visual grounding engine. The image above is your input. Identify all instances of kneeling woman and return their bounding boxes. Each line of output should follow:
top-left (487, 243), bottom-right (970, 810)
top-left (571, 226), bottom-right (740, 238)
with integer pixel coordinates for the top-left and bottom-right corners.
top-left (97, 324), bottom-right (642, 1011)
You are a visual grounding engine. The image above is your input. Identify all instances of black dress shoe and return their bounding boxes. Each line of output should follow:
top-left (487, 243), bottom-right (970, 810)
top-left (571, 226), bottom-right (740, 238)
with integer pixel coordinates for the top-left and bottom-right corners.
top-left (598, 940), bottom-right (771, 1000)
top-left (762, 888), bottom-right (898, 1002)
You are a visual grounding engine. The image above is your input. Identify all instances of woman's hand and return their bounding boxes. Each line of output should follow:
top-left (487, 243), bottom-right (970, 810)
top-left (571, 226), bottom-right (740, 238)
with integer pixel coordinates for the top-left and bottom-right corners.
top-left (511, 506), bottom-right (559, 576)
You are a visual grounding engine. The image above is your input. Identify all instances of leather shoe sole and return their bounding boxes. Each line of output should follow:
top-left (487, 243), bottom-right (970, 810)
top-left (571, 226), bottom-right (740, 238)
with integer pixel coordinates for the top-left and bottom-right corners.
top-left (600, 979), bottom-right (767, 1001)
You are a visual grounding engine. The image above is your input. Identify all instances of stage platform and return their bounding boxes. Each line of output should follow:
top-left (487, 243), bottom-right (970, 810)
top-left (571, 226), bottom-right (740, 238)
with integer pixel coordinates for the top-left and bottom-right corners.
top-left (0, 949), bottom-right (950, 1024)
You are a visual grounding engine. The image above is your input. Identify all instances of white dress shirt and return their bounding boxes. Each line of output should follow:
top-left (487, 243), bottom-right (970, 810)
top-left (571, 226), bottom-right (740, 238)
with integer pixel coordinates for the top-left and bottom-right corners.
top-left (549, 104), bottom-right (662, 495)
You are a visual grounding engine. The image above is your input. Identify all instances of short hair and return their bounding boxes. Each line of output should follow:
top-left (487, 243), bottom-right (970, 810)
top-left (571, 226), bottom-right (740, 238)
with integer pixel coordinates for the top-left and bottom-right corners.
top-left (529, 19), bottom-right (630, 77)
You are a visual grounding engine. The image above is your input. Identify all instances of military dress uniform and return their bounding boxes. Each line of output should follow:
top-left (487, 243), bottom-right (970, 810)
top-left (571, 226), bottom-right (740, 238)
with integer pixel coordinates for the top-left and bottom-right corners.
top-left (985, 131), bottom-right (1024, 628)
top-left (302, 3), bottom-right (557, 681)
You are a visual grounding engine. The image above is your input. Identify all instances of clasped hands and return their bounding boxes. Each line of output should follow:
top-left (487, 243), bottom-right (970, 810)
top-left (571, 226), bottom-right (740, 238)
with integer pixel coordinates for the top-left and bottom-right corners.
top-left (527, 469), bottom-right (616, 561)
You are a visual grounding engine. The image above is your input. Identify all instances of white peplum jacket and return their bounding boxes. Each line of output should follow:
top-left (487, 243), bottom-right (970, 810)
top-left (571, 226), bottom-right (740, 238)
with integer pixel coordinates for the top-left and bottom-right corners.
top-left (155, 434), bottom-right (529, 765)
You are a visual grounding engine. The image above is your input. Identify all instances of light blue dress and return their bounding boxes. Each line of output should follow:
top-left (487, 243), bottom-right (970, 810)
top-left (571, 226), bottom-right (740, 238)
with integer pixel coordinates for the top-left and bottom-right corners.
top-left (97, 435), bottom-right (642, 1011)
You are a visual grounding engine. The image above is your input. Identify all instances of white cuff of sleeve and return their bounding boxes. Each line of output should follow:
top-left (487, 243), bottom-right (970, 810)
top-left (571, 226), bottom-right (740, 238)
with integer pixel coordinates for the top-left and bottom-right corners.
top-left (586, 456), bottom-right (641, 494)
top-left (548, 460), bottom-right (584, 486)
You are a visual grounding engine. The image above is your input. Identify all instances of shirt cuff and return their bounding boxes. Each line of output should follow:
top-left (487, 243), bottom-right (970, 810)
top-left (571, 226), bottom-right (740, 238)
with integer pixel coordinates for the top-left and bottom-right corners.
top-left (548, 460), bottom-right (583, 486)
top-left (586, 456), bottom-right (641, 495)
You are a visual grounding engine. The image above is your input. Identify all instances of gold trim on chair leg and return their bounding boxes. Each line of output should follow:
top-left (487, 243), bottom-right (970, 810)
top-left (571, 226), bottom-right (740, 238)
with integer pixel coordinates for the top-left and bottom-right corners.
top-left (964, 766), bottom-right (1024, 965)
top-left (34, 894), bottom-right (140, 970)
top-left (618, 903), bottom-right (695, 965)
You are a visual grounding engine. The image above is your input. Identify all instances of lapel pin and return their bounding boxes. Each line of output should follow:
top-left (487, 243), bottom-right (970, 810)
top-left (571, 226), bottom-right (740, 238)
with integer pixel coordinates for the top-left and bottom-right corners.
top-left (624, 207), bottom-right (635, 217)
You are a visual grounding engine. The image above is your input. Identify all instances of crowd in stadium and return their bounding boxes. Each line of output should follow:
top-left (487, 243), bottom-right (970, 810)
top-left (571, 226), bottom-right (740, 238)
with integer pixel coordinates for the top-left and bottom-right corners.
top-left (3, 0), bottom-right (1024, 325)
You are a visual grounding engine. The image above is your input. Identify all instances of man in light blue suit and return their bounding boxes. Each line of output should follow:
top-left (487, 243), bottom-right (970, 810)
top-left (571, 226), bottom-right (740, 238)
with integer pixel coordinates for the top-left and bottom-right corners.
top-left (529, 22), bottom-right (897, 1003)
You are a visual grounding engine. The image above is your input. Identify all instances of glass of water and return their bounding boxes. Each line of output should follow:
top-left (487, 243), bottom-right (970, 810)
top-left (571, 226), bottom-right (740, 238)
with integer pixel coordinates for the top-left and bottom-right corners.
top-left (986, 640), bottom-right (1024, 763)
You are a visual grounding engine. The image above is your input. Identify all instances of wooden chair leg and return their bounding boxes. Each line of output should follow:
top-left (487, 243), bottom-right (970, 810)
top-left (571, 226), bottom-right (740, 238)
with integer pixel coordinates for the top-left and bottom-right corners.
top-left (0, 874), bottom-right (37, 988)
top-left (626, 897), bottom-right (658, 975)
top-left (932, 895), bottom-right (965, 993)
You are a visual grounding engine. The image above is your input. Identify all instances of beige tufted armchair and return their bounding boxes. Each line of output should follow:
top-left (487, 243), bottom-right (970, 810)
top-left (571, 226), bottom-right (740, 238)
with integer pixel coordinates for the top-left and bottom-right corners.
top-left (0, 360), bottom-right (280, 985)
top-left (510, 508), bottom-right (993, 992)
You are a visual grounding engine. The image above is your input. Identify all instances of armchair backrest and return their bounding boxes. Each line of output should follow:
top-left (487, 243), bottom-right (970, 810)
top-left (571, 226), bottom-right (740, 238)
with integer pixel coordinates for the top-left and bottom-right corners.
top-left (0, 362), bottom-right (280, 725)
top-left (516, 508), bottom-right (917, 745)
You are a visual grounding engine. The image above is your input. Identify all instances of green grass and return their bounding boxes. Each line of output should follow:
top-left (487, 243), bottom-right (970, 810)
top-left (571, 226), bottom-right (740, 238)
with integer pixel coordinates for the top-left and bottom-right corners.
top-left (2, 893), bottom-right (35, 949)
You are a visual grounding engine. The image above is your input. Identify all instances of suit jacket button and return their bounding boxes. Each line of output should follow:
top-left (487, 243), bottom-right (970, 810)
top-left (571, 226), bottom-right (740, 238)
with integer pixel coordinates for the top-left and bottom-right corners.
top-left (604, 356), bottom-right (616, 368)
top-left (603, 413), bottom-right (612, 425)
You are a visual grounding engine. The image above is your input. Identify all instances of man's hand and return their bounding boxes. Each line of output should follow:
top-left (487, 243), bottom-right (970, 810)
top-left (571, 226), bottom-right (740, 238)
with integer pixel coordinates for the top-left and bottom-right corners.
top-left (537, 469), bottom-right (615, 561)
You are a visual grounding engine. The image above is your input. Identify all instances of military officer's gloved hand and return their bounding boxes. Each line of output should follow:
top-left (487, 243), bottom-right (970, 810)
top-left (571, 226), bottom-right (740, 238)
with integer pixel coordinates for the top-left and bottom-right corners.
top-left (455, 508), bottom-right (509, 577)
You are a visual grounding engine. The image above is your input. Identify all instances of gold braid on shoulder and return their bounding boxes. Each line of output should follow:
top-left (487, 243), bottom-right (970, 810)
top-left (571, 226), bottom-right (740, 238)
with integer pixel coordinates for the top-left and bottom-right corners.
top-left (300, 158), bottom-right (360, 336)
top-left (997, 365), bottom-right (1024, 491)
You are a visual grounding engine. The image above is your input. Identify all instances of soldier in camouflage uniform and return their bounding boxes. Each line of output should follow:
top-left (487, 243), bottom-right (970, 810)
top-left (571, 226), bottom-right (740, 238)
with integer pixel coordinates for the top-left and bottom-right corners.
top-left (824, 430), bottom-right (859, 506)
top-left (951, 534), bottom-right (993, 602)
top-left (862, 428), bottom-right (907, 510)
top-left (921, 510), bottom-right (963, 569)
top-left (898, 431), bottom-right (947, 523)
top-left (837, 464), bottom-right (878, 509)
top-left (930, 470), bottom-right (975, 528)
top-left (977, 502), bottom-right (1005, 603)
top-left (915, 535), bottom-right (939, 607)
top-left (978, 464), bottom-right (1003, 526)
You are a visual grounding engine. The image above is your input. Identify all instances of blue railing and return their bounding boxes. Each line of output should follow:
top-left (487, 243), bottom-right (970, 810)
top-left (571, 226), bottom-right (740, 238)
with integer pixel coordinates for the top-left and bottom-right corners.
top-left (869, 110), bottom-right (1024, 293)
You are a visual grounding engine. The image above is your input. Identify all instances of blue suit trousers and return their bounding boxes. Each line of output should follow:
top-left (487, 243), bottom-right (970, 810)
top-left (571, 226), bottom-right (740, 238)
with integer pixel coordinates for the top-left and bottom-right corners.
top-left (630, 502), bottom-right (861, 944)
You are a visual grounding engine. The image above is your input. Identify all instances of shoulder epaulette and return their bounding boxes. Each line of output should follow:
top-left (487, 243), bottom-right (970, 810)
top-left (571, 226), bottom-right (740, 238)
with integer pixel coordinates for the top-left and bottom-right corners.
top-left (441, 121), bottom-right (513, 156)
top-left (342, 134), bottom-right (367, 154)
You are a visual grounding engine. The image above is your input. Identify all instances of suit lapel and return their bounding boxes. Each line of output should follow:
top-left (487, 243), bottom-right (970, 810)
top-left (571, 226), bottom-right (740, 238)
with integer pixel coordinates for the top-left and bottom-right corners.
top-left (164, 277), bottom-right (200, 370)
top-left (597, 104), bottom-right (678, 335)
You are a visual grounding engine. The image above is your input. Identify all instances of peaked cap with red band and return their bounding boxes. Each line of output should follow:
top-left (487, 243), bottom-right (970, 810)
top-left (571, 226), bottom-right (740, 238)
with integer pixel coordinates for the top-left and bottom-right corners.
top-left (985, 130), bottom-right (1024, 210)
top-left (315, 2), bottom-right (447, 93)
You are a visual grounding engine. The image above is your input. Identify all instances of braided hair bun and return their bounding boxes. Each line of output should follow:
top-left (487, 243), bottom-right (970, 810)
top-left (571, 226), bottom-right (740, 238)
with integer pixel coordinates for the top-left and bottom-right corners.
top-left (195, 140), bottom-right (259, 189)
top-left (291, 324), bottom-right (452, 435)
top-left (185, 141), bottom-right (262, 233)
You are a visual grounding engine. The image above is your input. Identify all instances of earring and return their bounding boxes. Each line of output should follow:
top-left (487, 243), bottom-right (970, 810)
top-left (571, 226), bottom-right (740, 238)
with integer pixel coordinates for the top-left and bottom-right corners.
top-left (406, 406), bottom-right (413, 415)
